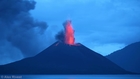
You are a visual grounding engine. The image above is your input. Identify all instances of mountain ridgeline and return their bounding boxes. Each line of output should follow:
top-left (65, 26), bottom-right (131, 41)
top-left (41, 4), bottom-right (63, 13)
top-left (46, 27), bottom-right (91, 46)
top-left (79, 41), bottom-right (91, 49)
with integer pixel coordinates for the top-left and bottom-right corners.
top-left (106, 42), bottom-right (140, 73)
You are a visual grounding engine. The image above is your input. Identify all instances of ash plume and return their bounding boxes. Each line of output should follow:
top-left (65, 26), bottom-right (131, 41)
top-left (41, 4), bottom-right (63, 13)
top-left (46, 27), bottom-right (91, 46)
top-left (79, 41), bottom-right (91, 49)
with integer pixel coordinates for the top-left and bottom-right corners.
top-left (55, 30), bottom-right (65, 42)
top-left (55, 20), bottom-right (67, 43)
top-left (0, 0), bottom-right (48, 64)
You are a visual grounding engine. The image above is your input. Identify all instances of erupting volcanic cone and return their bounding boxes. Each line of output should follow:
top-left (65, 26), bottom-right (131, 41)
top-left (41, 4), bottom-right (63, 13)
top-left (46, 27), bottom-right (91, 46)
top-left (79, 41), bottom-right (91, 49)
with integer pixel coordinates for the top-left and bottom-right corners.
top-left (0, 41), bottom-right (131, 74)
top-left (0, 20), bottom-right (132, 74)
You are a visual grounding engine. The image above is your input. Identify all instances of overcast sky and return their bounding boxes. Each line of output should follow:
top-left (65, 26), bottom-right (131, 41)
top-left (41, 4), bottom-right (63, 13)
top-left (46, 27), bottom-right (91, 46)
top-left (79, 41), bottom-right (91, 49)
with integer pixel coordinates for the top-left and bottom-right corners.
top-left (0, 0), bottom-right (140, 65)
top-left (31, 0), bottom-right (140, 55)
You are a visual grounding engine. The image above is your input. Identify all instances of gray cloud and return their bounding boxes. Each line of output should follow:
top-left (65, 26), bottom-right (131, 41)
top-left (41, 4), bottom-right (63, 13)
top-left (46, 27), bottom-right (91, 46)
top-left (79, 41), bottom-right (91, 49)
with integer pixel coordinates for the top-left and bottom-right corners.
top-left (0, 0), bottom-right (50, 65)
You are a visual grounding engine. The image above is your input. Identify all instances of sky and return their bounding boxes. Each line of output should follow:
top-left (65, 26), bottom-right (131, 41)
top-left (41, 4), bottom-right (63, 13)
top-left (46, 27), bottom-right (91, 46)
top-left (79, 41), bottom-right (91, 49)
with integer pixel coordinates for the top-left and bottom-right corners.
top-left (31, 0), bottom-right (140, 54)
top-left (0, 0), bottom-right (140, 65)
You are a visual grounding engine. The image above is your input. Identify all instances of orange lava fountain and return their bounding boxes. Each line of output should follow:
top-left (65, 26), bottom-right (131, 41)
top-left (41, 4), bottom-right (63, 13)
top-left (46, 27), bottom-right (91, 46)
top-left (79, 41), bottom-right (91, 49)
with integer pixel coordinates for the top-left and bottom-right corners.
top-left (64, 20), bottom-right (75, 45)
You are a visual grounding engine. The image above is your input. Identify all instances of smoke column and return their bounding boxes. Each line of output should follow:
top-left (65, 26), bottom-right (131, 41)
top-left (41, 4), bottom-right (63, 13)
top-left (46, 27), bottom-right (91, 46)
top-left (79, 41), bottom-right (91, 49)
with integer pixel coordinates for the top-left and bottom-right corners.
top-left (0, 0), bottom-right (48, 64)
top-left (55, 30), bottom-right (65, 42)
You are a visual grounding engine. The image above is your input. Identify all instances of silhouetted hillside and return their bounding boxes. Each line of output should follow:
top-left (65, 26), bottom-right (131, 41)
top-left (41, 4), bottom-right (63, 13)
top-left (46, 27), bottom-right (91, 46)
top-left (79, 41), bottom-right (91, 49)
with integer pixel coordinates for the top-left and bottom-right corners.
top-left (0, 41), bottom-right (130, 74)
top-left (107, 42), bottom-right (140, 73)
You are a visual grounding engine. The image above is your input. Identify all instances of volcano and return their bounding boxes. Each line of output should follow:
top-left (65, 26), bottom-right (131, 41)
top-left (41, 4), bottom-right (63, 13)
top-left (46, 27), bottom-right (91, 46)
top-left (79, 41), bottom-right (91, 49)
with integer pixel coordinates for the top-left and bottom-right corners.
top-left (0, 41), bottom-right (130, 74)
top-left (0, 20), bottom-right (131, 74)
top-left (106, 42), bottom-right (140, 73)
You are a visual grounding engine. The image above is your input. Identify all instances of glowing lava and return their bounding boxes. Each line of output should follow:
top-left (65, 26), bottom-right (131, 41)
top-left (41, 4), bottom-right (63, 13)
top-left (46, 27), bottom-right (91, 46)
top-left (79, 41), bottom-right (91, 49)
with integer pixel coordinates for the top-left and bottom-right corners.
top-left (64, 20), bottom-right (75, 45)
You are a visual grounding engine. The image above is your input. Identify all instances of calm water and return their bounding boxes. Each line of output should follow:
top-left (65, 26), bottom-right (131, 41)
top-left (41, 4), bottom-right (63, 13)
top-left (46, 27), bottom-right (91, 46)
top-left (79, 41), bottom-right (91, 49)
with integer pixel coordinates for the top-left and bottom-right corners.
top-left (1, 75), bottom-right (139, 79)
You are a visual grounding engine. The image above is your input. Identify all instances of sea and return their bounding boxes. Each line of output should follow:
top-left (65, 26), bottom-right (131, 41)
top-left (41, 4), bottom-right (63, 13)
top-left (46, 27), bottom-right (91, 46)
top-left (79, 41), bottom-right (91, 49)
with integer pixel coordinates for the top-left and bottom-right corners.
top-left (1, 75), bottom-right (140, 79)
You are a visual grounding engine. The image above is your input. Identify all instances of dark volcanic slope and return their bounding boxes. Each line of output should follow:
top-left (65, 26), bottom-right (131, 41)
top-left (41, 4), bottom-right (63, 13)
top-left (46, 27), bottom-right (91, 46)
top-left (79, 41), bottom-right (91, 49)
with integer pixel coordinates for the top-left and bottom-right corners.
top-left (106, 42), bottom-right (140, 73)
top-left (0, 42), bottom-right (130, 74)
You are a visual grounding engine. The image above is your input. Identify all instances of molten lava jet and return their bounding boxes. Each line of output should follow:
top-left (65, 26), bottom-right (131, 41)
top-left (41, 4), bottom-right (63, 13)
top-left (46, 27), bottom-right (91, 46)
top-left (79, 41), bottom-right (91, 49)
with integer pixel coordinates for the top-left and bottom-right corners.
top-left (64, 20), bottom-right (75, 45)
